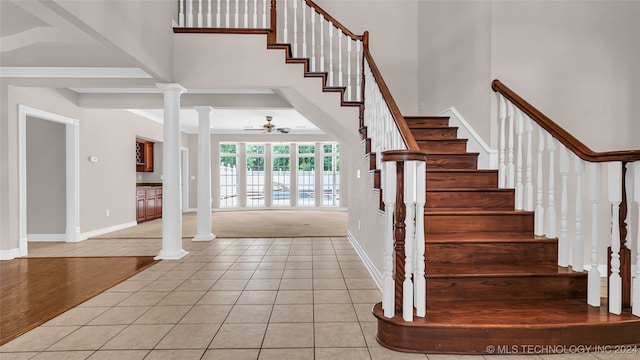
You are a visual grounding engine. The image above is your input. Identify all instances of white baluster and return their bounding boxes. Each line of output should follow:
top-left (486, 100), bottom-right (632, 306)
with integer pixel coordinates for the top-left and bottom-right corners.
top-left (403, 161), bottom-right (416, 322)
top-left (225, 0), bottom-right (229, 27)
top-left (382, 161), bottom-right (396, 318)
top-left (302, 1), bottom-right (307, 58)
top-left (346, 38), bottom-right (352, 101)
top-left (283, 0), bottom-right (288, 43)
top-left (608, 161), bottom-right (622, 314)
top-left (244, 0), bottom-right (248, 27)
top-left (535, 127), bottom-right (545, 236)
top-left (253, 0), bottom-right (257, 27)
top-left (262, 0), bottom-right (266, 27)
top-left (356, 40), bottom-right (361, 102)
top-left (546, 134), bottom-right (556, 238)
top-left (207, 0), bottom-right (212, 27)
top-left (311, 11), bottom-right (316, 71)
top-left (558, 145), bottom-right (570, 267)
top-left (179, 0), bottom-right (185, 27)
top-left (338, 31), bottom-right (343, 88)
top-left (588, 162), bottom-right (602, 306)
top-left (515, 109), bottom-right (524, 210)
top-left (633, 161), bottom-right (640, 316)
top-left (292, 0), bottom-right (298, 56)
top-left (235, 0), bottom-right (239, 27)
top-left (328, 25), bottom-right (334, 86)
top-left (524, 115), bottom-right (534, 211)
top-left (414, 160), bottom-right (426, 317)
top-left (498, 95), bottom-right (507, 188)
top-left (197, 0), bottom-right (203, 27)
top-left (573, 156), bottom-right (585, 272)
top-left (319, 16), bottom-right (325, 72)
top-left (187, 0), bottom-right (193, 27)
top-left (507, 102), bottom-right (515, 188)
top-left (217, 0), bottom-right (221, 27)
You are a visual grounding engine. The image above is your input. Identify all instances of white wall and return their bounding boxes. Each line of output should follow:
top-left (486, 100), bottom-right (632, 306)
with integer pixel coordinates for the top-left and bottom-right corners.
top-left (52, 0), bottom-right (176, 81)
top-left (491, 0), bottom-right (640, 151)
top-left (418, 1), bottom-right (492, 143)
top-left (314, 0), bottom-right (419, 115)
top-left (1, 86), bottom-right (193, 254)
top-left (417, 0), bottom-right (639, 152)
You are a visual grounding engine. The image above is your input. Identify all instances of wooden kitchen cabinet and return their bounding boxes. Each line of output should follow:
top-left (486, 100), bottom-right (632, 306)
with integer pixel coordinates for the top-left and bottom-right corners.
top-left (136, 186), bottom-right (162, 223)
top-left (136, 138), bottom-right (154, 172)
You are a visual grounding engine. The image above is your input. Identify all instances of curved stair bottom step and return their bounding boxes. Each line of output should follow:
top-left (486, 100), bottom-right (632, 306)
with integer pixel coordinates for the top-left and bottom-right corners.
top-left (372, 302), bottom-right (640, 354)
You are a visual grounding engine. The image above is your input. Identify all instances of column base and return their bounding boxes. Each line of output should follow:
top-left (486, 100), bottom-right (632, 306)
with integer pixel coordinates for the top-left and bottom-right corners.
top-left (154, 249), bottom-right (189, 260)
top-left (192, 233), bottom-right (215, 242)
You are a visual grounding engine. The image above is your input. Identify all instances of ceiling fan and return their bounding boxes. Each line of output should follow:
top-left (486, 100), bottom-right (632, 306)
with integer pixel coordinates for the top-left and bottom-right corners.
top-left (244, 116), bottom-right (291, 134)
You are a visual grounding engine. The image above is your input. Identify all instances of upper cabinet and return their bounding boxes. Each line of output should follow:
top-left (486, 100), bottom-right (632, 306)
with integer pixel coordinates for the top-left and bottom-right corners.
top-left (136, 138), bottom-right (154, 172)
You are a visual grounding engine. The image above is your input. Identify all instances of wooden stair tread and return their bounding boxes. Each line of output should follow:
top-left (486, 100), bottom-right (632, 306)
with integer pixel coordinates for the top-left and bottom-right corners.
top-left (426, 234), bottom-right (551, 242)
top-left (425, 210), bottom-right (532, 215)
top-left (426, 264), bottom-right (582, 276)
top-left (427, 188), bottom-right (509, 192)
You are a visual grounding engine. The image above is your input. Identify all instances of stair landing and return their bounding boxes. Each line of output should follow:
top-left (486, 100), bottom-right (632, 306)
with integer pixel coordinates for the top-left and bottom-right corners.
top-left (373, 300), bottom-right (640, 354)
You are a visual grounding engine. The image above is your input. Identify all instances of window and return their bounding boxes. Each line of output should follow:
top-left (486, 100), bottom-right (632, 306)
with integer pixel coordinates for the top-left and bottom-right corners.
top-left (272, 145), bottom-right (291, 206)
top-left (323, 143), bottom-right (340, 206)
top-left (219, 143), bottom-right (238, 207)
top-left (246, 144), bottom-right (265, 207)
top-left (218, 142), bottom-right (340, 209)
top-left (298, 144), bottom-right (315, 206)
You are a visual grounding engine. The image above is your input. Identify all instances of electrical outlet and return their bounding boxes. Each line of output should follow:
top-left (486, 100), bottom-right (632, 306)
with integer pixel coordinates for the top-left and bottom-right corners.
top-left (106, 210), bottom-right (110, 217)
top-left (358, 220), bottom-right (361, 230)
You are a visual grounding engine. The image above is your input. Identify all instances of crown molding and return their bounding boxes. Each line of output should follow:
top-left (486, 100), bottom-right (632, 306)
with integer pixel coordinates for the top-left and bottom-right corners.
top-left (0, 67), bottom-right (152, 78)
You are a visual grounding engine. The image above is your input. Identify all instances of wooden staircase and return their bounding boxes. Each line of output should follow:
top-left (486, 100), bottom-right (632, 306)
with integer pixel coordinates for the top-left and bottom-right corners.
top-left (371, 116), bottom-right (640, 354)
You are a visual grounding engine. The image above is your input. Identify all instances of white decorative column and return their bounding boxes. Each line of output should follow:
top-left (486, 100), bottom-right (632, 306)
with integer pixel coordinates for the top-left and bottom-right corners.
top-left (193, 106), bottom-right (215, 241)
top-left (156, 83), bottom-right (188, 260)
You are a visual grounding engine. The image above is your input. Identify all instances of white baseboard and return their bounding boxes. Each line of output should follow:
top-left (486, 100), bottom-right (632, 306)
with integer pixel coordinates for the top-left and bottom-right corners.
top-left (27, 234), bottom-right (66, 242)
top-left (80, 221), bottom-right (138, 240)
top-left (347, 230), bottom-right (382, 291)
top-left (0, 248), bottom-right (21, 260)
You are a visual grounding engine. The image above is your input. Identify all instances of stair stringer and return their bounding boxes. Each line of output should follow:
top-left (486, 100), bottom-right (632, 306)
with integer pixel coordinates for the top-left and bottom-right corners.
top-left (173, 33), bottom-right (360, 145)
top-left (437, 106), bottom-right (497, 169)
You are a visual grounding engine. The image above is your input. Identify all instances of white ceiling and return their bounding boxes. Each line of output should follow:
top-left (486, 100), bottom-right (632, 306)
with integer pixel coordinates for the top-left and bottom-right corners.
top-left (0, 0), bottom-right (324, 137)
top-left (129, 108), bottom-right (323, 135)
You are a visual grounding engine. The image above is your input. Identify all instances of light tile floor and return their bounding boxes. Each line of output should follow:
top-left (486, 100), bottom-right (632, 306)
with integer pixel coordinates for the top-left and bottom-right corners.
top-left (2, 237), bottom-right (638, 360)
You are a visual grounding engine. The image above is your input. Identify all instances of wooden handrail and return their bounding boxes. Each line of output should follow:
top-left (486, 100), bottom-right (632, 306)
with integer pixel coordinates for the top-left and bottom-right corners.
top-left (364, 49), bottom-right (420, 151)
top-left (492, 79), bottom-right (640, 162)
top-left (304, 0), bottom-right (364, 41)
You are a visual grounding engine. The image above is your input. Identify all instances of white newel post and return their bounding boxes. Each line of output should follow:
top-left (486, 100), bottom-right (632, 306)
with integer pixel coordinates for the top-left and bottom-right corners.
top-left (382, 160), bottom-right (396, 318)
top-left (515, 109), bottom-right (524, 210)
top-left (588, 162), bottom-right (602, 306)
top-left (193, 106), bottom-right (215, 242)
top-left (608, 161), bottom-right (622, 314)
top-left (633, 161), bottom-right (640, 316)
top-left (403, 161), bottom-right (416, 322)
top-left (414, 160), bottom-right (426, 317)
top-left (156, 84), bottom-right (189, 260)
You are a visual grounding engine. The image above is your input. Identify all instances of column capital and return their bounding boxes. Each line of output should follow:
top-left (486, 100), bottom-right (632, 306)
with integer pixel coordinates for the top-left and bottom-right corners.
top-left (156, 83), bottom-right (187, 94)
top-left (193, 106), bottom-right (215, 114)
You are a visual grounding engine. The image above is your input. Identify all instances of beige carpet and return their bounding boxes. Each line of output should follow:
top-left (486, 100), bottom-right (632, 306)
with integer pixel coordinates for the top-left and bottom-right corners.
top-left (94, 210), bottom-right (348, 239)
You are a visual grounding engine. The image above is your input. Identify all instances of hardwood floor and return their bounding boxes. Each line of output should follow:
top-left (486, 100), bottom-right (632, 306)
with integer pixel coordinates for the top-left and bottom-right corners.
top-left (0, 256), bottom-right (157, 345)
